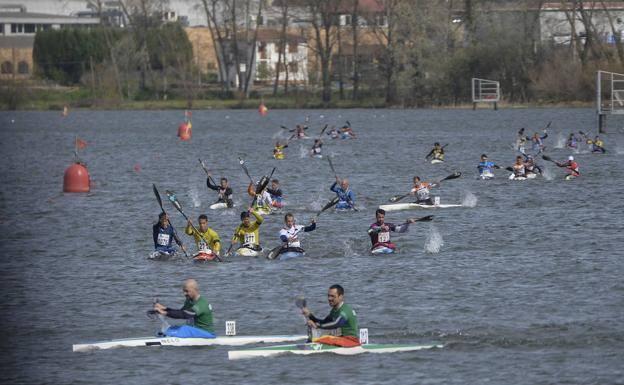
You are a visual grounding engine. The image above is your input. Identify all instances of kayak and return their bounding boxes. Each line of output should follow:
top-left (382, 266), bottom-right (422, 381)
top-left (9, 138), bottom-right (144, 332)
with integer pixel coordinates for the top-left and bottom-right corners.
top-left (379, 203), bottom-right (462, 212)
top-left (371, 245), bottom-right (395, 254)
top-left (430, 159), bottom-right (444, 164)
top-left (335, 206), bottom-right (356, 213)
top-left (148, 250), bottom-right (175, 260)
top-left (193, 250), bottom-right (218, 262)
top-left (209, 202), bottom-right (234, 210)
top-left (526, 172), bottom-right (538, 179)
top-left (565, 174), bottom-right (578, 180)
top-left (228, 342), bottom-right (443, 360)
top-left (254, 206), bottom-right (272, 216)
top-left (508, 174), bottom-right (527, 181)
top-left (235, 245), bottom-right (262, 257)
top-left (478, 171), bottom-right (495, 180)
top-left (73, 334), bottom-right (308, 352)
top-left (273, 153), bottom-right (285, 160)
top-left (268, 246), bottom-right (305, 261)
top-left (312, 154), bottom-right (323, 159)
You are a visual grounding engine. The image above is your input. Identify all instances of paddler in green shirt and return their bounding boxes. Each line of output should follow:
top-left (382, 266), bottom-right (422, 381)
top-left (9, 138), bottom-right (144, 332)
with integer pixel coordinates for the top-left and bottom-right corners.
top-left (301, 284), bottom-right (360, 347)
top-left (153, 279), bottom-right (216, 338)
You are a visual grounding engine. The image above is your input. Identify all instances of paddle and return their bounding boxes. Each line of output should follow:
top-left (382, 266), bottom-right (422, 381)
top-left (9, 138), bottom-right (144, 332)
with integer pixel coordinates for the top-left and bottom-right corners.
top-left (388, 172), bottom-right (461, 202)
top-left (152, 184), bottom-right (189, 258)
top-left (295, 295), bottom-right (313, 340)
top-left (165, 190), bottom-right (223, 262)
top-left (238, 157), bottom-right (254, 184)
top-left (541, 154), bottom-right (557, 164)
top-left (318, 124), bottom-right (328, 138)
top-left (198, 158), bottom-right (218, 186)
top-left (405, 215), bottom-right (434, 224)
top-left (328, 157), bottom-right (358, 211)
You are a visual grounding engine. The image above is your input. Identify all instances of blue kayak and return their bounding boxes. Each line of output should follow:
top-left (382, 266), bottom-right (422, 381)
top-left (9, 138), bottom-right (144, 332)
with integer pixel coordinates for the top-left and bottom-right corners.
top-left (277, 247), bottom-right (305, 261)
top-left (371, 245), bottom-right (395, 255)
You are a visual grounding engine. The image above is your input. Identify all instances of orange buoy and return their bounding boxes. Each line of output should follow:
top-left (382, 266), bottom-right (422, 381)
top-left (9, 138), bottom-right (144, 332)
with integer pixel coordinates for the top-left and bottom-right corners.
top-left (178, 122), bottom-right (192, 141)
top-left (63, 163), bottom-right (90, 193)
top-left (258, 103), bottom-right (268, 116)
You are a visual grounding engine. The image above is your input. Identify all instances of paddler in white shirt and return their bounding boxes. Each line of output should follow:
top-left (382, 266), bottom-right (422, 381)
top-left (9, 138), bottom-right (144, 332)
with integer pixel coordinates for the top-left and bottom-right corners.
top-left (279, 213), bottom-right (316, 248)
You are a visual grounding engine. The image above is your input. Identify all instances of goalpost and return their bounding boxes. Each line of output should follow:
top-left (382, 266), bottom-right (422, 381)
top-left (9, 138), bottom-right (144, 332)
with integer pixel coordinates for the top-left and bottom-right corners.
top-left (597, 70), bottom-right (624, 133)
top-left (472, 78), bottom-right (500, 110)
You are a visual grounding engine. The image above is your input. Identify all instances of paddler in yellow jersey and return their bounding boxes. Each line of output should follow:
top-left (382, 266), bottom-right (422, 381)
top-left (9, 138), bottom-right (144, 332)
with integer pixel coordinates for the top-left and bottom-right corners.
top-left (588, 135), bottom-right (606, 153)
top-left (230, 209), bottom-right (264, 253)
top-left (425, 142), bottom-right (445, 162)
top-left (185, 214), bottom-right (221, 256)
top-left (273, 141), bottom-right (287, 159)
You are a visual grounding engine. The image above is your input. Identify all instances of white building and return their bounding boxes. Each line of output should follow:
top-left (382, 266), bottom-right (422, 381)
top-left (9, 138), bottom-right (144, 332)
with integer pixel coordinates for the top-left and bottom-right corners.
top-left (254, 29), bottom-right (308, 84)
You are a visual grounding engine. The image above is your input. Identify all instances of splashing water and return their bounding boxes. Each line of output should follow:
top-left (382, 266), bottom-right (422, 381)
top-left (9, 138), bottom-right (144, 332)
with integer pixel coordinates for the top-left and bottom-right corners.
top-left (555, 132), bottom-right (565, 149)
top-left (542, 166), bottom-right (554, 181)
top-left (298, 144), bottom-right (309, 158)
top-left (461, 191), bottom-right (478, 207)
top-left (189, 187), bottom-right (201, 208)
top-left (424, 225), bottom-right (444, 254)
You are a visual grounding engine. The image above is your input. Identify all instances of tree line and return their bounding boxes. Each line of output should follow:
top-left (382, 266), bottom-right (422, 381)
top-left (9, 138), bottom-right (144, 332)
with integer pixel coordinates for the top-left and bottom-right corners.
top-left (28, 0), bottom-right (624, 107)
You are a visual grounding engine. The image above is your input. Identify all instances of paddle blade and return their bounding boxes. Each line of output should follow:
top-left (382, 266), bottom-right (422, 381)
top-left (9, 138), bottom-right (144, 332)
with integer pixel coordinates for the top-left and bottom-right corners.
top-left (415, 215), bottom-right (434, 222)
top-left (317, 197), bottom-right (339, 216)
top-left (267, 245), bottom-right (283, 260)
top-left (327, 157), bottom-right (337, 176)
top-left (153, 184), bottom-right (164, 212)
top-left (165, 190), bottom-right (182, 211)
top-left (389, 194), bottom-right (408, 203)
top-left (505, 166), bottom-right (514, 172)
top-left (441, 172), bottom-right (461, 182)
top-left (542, 155), bottom-right (553, 162)
top-left (295, 296), bottom-right (307, 309)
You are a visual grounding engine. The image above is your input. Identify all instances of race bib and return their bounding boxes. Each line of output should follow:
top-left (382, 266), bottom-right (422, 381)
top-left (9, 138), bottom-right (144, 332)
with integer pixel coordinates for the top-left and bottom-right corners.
top-left (244, 233), bottom-right (256, 244)
top-left (157, 233), bottom-right (170, 246)
top-left (198, 240), bottom-right (208, 250)
top-left (378, 231), bottom-right (390, 243)
top-left (417, 189), bottom-right (429, 200)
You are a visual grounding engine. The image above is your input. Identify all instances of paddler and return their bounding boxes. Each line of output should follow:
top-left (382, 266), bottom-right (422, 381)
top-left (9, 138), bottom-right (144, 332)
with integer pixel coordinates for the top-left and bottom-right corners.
top-left (279, 213), bottom-right (316, 248)
top-left (340, 124), bottom-right (356, 139)
top-left (266, 179), bottom-right (285, 208)
top-left (566, 133), bottom-right (579, 149)
top-left (327, 127), bottom-right (340, 139)
top-left (311, 138), bottom-right (323, 157)
top-left (511, 155), bottom-right (526, 178)
top-left (530, 129), bottom-right (548, 154)
top-left (556, 155), bottom-right (580, 178)
top-left (588, 135), bottom-right (606, 153)
top-left (206, 175), bottom-right (234, 208)
top-left (273, 141), bottom-right (287, 160)
top-left (230, 209), bottom-right (264, 253)
top-left (477, 154), bottom-right (500, 178)
top-left (300, 284), bottom-right (360, 347)
top-left (248, 182), bottom-right (273, 213)
top-left (295, 124), bottom-right (307, 138)
top-left (410, 176), bottom-right (439, 205)
top-left (523, 154), bottom-right (542, 176)
top-left (425, 142), bottom-right (445, 162)
top-left (153, 212), bottom-right (186, 255)
top-left (368, 208), bottom-right (415, 252)
top-left (516, 128), bottom-right (527, 153)
top-left (153, 279), bottom-right (215, 338)
top-left (330, 176), bottom-right (356, 210)
top-left (185, 214), bottom-right (221, 256)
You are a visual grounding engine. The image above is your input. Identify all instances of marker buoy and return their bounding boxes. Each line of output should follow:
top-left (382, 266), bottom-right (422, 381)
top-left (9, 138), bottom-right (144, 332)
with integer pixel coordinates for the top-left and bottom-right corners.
top-left (178, 122), bottom-right (192, 141)
top-left (258, 103), bottom-right (268, 116)
top-left (63, 163), bottom-right (90, 193)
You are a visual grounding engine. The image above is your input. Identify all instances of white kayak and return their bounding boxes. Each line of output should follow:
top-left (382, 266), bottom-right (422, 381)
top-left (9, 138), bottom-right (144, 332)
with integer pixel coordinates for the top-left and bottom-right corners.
top-left (430, 159), bottom-right (444, 164)
top-left (565, 174), bottom-right (578, 180)
top-left (379, 203), bottom-right (462, 212)
top-left (148, 250), bottom-right (175, 260)
top-left (210, 202), bottom-right (233, 210)
top-left (228, 342), bottom-right (443, 360)
top-left (508, 174), bottom-right (527, 181)
top-left (235, 245), bottom-right (262, 257)
top-left (478, 171), bottom-right (495, 180)
top-left (371, 245), bottom-right (395, 255)
top-left (73, 334), bottom-right (308, 352)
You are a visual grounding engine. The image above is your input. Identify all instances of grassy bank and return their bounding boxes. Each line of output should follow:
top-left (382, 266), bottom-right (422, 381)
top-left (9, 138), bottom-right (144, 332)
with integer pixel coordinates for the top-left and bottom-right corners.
top-left (0, 84), bottom-right (594, 111)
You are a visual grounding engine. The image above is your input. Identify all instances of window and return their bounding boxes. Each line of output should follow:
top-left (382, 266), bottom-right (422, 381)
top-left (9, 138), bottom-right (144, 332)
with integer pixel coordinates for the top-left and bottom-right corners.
top-left (11, 23), bottom-right (24, 33)
top-left (24, 24), bottom-right (35, 33)
top-left (276, 62), bottom-right (286, 72)
top-left (18, 61), bottom-right (29, 74)
top-left (206, 62), bottom-right (216, 70)
top-left (257, 15), bottom-right (263, 26)
top-left (288, 42), bottom-right (297, 53)
top-left (288, 61), bottom-right (298, 73)
top-left (1, 61), bottom-right (13, 74)
top-left (258, 42), bottom-right (267, 59)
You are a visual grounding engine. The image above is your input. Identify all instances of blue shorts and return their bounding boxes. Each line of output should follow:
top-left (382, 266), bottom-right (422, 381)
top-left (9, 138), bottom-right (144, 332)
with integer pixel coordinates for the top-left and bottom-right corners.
top-left (164, 325), bottom-right (216, 338)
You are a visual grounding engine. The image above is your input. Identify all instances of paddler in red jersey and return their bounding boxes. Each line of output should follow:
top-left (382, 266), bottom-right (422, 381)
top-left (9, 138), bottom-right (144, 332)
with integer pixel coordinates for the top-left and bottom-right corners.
top-left (556, 155), bottom-right (580, 178)
top-left (368, 208), bottom-right (414, 252)
top-left (301, 285), bottom-right (360, 347)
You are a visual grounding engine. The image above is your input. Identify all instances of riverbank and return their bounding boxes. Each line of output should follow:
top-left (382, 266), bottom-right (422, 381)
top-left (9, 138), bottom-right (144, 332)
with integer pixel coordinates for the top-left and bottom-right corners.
top-left (0, 84), bottom-right (594, 111)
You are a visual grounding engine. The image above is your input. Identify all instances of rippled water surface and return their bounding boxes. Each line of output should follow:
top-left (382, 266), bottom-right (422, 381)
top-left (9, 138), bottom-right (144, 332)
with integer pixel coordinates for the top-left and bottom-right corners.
top-left (1, 108), bottom-right (623, 385)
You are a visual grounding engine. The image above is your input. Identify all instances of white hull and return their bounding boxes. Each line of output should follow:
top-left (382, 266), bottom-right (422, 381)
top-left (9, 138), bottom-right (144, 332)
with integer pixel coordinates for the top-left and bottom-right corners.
top-left (479, 172), bottom-right (494, 180)
top-left (228, 342), bottom-right (442, 360)
top-left (430, 159), bottom-right (444, 164)
top-left (210, 202), bottom-right (233, 210)
top-left (379, 203), bottom-right (462, 212)
top-left (235, 247), bottom-right (262, 257)
top-left (73, 334), bottom-right (307, 352)
top-left (508, 174), bottom-right (527, 181)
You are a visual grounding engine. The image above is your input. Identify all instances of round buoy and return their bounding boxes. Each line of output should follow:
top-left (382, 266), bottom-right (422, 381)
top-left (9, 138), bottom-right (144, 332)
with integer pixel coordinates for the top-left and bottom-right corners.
top-left (63, 163), bottom-right (90, 193)
top-left (258, 103), bottom-right (268, 116)
top-left (178, 122), bottom-right (192, 141)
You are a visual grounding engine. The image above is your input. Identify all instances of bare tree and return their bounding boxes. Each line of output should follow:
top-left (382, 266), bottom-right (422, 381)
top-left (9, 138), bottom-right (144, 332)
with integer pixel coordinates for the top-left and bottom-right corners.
top-left (273, 1), bottom-right (289, 95)
top-left (349, 0), bottom-right (360, 100)
top-left (601, 0), bottom-right (624, 65)
top-left (200, 0), bottom-right (233, 92)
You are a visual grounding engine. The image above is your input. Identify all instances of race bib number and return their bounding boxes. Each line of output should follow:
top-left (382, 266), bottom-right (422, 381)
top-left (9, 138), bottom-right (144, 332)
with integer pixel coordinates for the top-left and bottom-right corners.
top-left (198, 241), bottom-right (208, 250)
top-left (417, 189), bottom-right (429, 200)
top-left (378, 231), bottom-right (390, 243)
top-left (244, 233), bottom-right (256, 244)
top-left (157, 233), bottom-right (170, 246)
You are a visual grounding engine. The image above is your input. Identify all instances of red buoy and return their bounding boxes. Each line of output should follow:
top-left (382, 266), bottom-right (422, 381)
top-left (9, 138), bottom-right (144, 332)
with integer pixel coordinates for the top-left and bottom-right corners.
top-left (258, 103), bottom-right (268, 116)
top-left (63, 163), bottom-right (91, 193)
top-left (178, 122), bottom-right (192, 141)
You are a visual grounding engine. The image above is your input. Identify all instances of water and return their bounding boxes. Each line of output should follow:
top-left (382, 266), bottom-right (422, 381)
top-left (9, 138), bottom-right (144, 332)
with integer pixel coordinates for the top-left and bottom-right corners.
top-left (1, 108), bottom-right (623, 385)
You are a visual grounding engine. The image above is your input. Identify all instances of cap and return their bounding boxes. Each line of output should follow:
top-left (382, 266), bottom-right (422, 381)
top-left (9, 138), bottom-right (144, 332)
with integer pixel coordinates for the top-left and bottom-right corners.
top-left (568, 156), bottom-right (574, 161)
